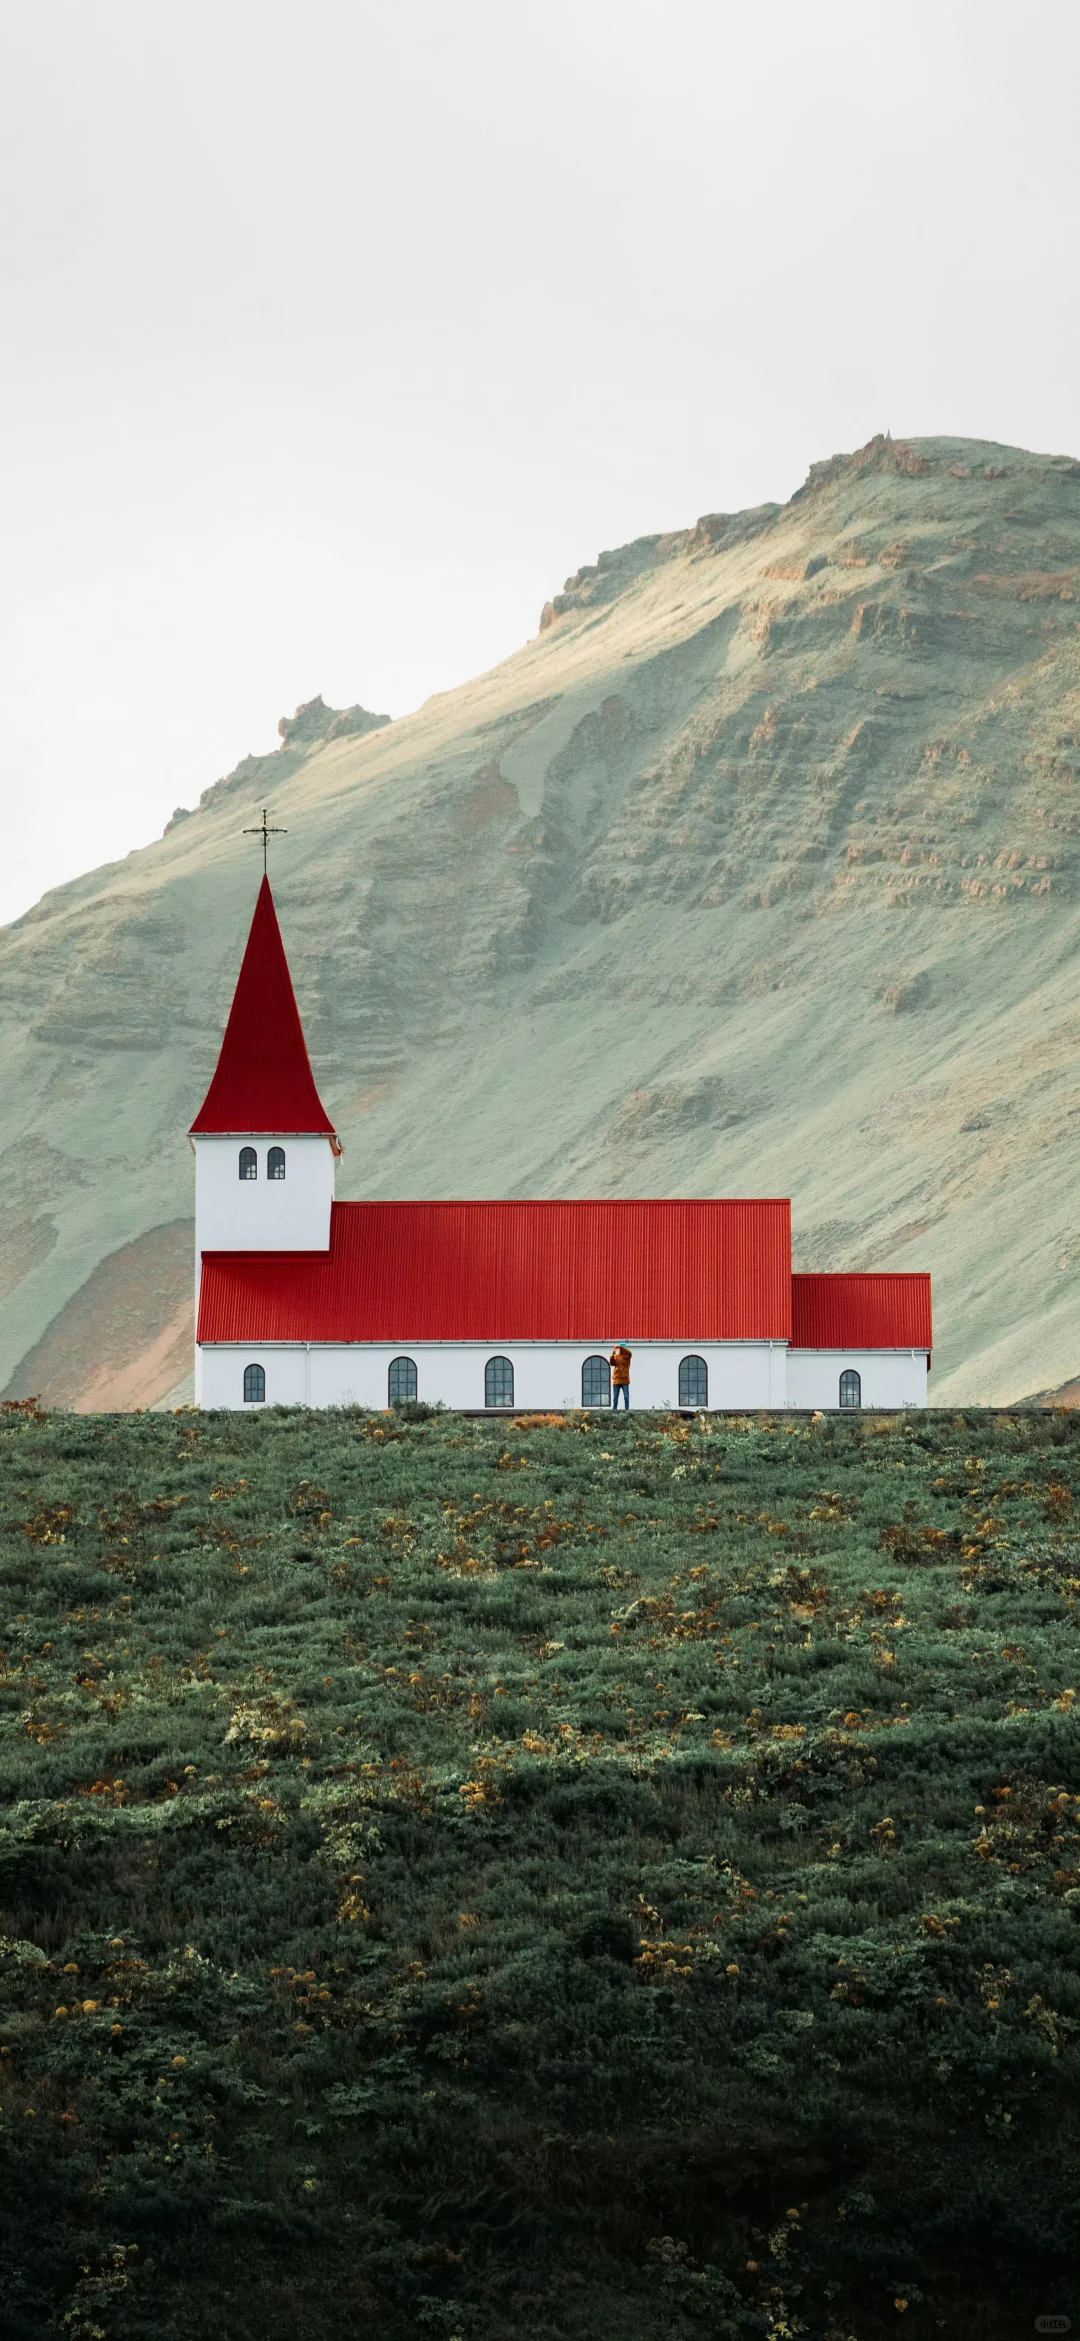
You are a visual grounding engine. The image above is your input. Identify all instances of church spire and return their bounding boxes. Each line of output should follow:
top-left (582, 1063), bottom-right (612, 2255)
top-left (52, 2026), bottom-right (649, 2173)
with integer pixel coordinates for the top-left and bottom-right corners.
top-left (190, 877), bottom-right (335, 1136)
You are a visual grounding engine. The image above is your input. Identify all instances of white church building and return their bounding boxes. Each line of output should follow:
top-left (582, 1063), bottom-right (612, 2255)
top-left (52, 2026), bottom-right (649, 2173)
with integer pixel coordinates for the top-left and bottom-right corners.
top-left (191, 880), bottom-right (932, 1412)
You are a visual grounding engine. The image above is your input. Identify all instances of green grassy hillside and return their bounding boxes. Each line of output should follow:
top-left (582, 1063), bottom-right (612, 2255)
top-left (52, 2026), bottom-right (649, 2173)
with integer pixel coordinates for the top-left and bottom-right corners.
top-left (1, 1402), bottom-right (1077, 2339)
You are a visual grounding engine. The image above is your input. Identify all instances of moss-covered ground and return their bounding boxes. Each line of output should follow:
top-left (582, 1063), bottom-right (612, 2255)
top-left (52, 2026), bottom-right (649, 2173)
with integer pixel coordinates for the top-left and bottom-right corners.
top-left (0, 1401), bottom-right (1077, 2340)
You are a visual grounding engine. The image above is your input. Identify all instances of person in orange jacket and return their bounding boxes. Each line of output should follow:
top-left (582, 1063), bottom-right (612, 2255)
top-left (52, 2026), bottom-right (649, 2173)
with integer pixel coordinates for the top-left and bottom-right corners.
top-left (609, 1344), bottom-right (632, 1410)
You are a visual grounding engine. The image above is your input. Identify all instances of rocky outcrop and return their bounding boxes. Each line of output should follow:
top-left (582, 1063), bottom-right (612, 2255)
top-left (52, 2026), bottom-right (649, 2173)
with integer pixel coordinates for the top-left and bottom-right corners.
top-left (538, 503), bottom-right (780, 629)
top-left (279, 694), bottom-right (390, 748)
top-left (164, 696), bottom-right (390, 829)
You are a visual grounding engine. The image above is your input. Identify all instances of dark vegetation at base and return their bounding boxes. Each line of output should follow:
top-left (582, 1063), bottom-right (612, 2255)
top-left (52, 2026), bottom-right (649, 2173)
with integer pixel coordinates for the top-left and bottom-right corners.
top-left (0, 1403), bottom-right (1077, 2340)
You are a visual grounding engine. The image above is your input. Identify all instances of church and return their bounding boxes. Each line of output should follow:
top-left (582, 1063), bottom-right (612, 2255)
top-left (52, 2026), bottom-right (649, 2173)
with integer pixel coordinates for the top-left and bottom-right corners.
top-left (191, 880), bottom-right (932, 1412)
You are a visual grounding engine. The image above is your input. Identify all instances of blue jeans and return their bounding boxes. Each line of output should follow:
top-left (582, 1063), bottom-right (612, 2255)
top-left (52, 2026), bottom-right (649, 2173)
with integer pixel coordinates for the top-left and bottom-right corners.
top-left (612, 1383), bottom-right (629, 1409)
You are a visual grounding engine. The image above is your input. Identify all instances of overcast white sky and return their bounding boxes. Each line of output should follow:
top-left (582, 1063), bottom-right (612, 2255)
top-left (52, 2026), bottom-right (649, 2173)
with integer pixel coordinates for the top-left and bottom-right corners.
top-left (2, 0), bottom-right (1078, 925)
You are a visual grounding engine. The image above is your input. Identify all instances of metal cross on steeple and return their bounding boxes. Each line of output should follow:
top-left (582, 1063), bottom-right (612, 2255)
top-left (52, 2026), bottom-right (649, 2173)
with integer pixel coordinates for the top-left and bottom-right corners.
top-left (244, 808), bottom-right (288, 875)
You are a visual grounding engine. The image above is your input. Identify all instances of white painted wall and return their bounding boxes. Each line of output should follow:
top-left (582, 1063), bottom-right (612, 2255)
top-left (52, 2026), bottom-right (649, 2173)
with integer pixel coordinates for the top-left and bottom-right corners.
top-left (193, 1348), bottom-right (927, 1413)
top-left (194, 1135), bottom-right (335, 1260)
top-left (195, 1338), bottom-right (929, 1413)
top-left (785, 1348), bottom-right (929, 1410)
top-left (195, 1339), bottom-right (789, 1413)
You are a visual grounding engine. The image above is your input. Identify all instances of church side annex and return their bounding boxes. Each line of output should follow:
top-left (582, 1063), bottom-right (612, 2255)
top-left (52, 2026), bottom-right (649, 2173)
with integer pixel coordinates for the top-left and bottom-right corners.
top-left (191, 880), bottom-right (932, 1412)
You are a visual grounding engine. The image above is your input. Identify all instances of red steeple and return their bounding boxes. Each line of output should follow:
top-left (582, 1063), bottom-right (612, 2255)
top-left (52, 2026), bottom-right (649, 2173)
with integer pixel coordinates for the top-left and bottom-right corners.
top-left (190, 877), bottom-right (335, 1136)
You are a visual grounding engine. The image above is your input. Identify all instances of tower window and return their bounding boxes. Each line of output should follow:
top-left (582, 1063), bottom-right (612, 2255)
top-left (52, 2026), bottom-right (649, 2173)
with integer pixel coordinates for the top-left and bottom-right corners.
top-left (239, 1146), bottom-right (257, 1180)
top-left (678, 1354), bottom-right (708, 1409)
top-left (267, 1146), bottom-right (285, 1180)
top-left (485, 1355), bottom-right (514, 1409)
top-left (388, 1356), bottom-right (418, 1405)
top-left (243, 1362), bottom-right (266, 1404)
top-left (582, 1353), bottom-right (611, 1408)
top-left (839, 1368), bottom-right (862, 1409)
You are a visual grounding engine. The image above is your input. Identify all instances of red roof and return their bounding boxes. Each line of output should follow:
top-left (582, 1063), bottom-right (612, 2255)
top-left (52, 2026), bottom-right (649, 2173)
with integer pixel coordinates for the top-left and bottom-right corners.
top-left (792, 1272), bottom-right (932, 1350)
top-left (197, 1197), bottom-right (793, 1344)
top-left (190, 877), bottom-right (334, 1136)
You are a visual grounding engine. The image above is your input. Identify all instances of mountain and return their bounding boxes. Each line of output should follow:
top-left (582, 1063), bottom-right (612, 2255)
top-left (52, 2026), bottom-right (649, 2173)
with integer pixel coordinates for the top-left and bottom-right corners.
top-left (2, 432), bottom-right (1079, 1408)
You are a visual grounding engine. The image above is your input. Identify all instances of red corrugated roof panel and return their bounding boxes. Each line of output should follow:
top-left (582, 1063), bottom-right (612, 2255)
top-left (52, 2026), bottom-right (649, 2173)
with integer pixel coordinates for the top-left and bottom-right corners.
top-left (197, 1197), bottom-right (793, 1344)
top-left (190, 877), bottom-right (334, 1136)
top-left (792, 1272), bottom-right (932, 1350)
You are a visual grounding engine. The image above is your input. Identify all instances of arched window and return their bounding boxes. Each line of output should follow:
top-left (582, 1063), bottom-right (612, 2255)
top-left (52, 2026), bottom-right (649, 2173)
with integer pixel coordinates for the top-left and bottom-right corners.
top-left (267, 1145), bottom-right (285, 1180)
top-left (239, 1146), bottom-right (258, 1180)
top-left (485, 1356), bottom-right (514, 1409)
top-left (388, 1356), bottom-right (417, 1405)
top-left (243, 1362), bottom-right (266, 1405)
top-left (582, 1354), bottom-right (611, 1408)
top-left (678, 1354), bottom-right (708, 1409)
top-left (839, 1368), bottom-right (862, 1409)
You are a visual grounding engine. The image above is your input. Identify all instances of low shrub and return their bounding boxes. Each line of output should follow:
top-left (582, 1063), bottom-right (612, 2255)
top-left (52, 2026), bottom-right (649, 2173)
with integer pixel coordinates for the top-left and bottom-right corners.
top-left (0, 1403), bottom-right (1076, 2338)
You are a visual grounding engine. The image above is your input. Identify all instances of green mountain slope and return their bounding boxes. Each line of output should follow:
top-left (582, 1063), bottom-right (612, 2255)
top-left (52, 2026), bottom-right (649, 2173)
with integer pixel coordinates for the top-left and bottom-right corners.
top-left (2, 432), bottom-right (1079, 1405)
top-left (1, 1402), bottom-right (1077, 2337)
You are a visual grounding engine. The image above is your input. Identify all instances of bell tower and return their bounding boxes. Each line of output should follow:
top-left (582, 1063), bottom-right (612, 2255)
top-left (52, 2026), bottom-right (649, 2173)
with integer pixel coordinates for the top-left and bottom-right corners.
top-left (190, 876), bottom-right (339, 1269)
